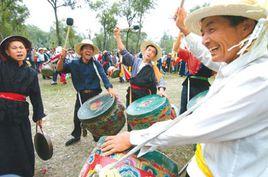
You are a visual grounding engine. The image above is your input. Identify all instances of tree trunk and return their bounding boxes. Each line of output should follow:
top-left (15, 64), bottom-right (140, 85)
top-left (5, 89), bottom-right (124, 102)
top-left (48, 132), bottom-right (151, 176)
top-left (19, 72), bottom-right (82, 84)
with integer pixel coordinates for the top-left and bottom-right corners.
top-left (126, 31), bottom-right (129, 51)
top-left (54, 7), bottom-right (62, 46)
top-left (103, 26), bottom-right (107, 50)
top-left (135, 14), bottom-right (143, 53)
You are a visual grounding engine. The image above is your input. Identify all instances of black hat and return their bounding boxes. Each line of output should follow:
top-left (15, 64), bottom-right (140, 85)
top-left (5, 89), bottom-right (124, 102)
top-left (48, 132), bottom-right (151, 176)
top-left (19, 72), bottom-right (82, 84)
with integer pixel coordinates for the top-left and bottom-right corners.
top-left (0, 35), bottom-right (32, 58)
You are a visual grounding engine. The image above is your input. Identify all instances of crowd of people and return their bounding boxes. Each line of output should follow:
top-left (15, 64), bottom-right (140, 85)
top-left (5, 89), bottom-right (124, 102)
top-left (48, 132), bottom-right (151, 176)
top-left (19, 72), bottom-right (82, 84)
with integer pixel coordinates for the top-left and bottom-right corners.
top-left (0, 0), bottom-right (268, 176)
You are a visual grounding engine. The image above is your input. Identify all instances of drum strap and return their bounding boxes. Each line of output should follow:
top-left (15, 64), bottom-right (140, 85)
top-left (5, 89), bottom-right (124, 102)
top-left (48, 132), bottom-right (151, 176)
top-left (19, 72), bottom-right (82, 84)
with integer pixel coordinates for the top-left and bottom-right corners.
top-left (187, 77), bottom-right (190, 103)
top-left (78, 92), bottom-right (83, 107)
top-left (92, 60), bottom-right (105, 88)
top-left (131, 84), bottom-right (152, 94)
top-left (130, 87), bottom-right (132, 104)
top-left (195, 144), bottom-right (213, 177)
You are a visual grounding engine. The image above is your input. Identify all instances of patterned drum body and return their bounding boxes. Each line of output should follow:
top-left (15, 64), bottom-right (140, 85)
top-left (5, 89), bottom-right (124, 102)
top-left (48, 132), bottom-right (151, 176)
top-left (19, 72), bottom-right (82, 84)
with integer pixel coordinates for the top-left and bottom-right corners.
top-left (41, 63), bottom-right (54, 76)
top-left (107, 66), bottom-right (120, 78)
top-left (126, 94), bottom-right (172, 130)
top-left (79, 137), bottom-right (179, 177)
top-left (170, 104), bottom-right (179, 119)
top-left (78, 94), bottom-right (125, 140)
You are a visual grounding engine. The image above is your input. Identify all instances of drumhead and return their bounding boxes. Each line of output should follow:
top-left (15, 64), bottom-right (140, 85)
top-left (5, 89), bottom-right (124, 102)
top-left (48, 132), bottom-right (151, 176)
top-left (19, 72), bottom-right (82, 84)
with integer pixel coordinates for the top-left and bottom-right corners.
top-left (126, 94), bottom-right (169, 117)
top-left (78, 94), bottom-right (115, 121)
top-left (187, 90), bottom-right (208, 110)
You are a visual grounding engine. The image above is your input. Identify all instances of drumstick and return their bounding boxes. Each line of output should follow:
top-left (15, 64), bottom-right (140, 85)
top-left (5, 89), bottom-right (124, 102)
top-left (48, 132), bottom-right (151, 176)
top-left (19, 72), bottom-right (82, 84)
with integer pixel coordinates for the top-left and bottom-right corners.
top-left (180, 0), bottom-right (185, 8)
top-left (63, 18), bottom-right (74, 49)
top-left (173, 0), bottom-right (185, 21)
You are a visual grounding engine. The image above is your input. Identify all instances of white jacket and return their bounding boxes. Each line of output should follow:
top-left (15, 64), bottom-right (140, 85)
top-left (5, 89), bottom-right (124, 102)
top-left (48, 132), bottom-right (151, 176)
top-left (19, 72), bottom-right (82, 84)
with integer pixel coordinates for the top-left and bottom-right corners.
top-left (129, 32), bottom-right (268, 177)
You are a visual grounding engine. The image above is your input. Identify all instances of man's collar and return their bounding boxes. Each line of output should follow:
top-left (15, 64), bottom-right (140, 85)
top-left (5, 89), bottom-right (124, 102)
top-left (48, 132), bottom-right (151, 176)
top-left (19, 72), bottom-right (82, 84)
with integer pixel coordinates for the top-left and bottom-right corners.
top-left (219, 50), bottom-right (259, 77)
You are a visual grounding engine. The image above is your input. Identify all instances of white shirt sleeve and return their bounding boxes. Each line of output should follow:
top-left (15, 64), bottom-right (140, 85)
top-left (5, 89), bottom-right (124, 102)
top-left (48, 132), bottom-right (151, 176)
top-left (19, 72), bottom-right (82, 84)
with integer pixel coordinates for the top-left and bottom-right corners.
top-left (185, 33), bottom-right (221, 72)
top-left (130, 64), bottom-right (268, 147)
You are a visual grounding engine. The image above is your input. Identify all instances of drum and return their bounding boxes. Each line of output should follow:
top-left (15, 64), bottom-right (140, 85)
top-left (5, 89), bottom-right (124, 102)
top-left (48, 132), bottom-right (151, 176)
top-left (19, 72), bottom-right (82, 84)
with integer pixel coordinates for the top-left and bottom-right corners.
top-left (79, 137), bottom-right (179, 177)
top-left (41, 63), bottom-right (55, 76)
top-left (107, 66), bottom-right (120, 78)
top-left (78, 94), bottom-right (126, 140)
top-left (126, 94), bottom-right (172, 130)
top-left (187, 90), bottom-right (208, 110)
top-left (170, 104), bottom-right (179, 119)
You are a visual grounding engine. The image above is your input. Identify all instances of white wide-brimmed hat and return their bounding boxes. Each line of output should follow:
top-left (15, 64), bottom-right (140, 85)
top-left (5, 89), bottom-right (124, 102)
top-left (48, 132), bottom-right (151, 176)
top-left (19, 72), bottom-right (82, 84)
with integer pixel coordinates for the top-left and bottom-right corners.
top-left (185, 0), bottom-right (267, 35)
top-left (140, 41), bottom-right (162, 61)
top-left (74, 39), bottom-right (99, 56)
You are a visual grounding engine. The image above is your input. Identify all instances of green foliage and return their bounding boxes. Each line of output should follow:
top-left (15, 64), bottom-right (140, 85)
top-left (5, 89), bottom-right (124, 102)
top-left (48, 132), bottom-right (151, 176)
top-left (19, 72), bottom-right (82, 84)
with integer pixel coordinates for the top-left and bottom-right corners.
top-left (130, 0), bottom-right (156, 50)
top-left (117, 0), bottom-right (156, 51)
top-left (87, 0), bottom-right (119, 50)
top-left (159, 32), bottom-right (174, 54)
top-left (14, 21), bottom-right (82, 50)
top-left (48, 20), bottom-right (83, 49)
top-left (0, 0), bottom-right (29, 40)
top-left (46, 0), bottom-right (77, 45)
top-left (87, 0), bottom-right (156, 52)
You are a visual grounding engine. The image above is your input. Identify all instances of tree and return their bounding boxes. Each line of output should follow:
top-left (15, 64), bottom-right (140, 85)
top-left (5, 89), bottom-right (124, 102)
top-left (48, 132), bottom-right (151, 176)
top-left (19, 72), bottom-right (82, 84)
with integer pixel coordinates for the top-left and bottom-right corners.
top-left (87, 0), bottom-right (118, 50)
top-left (0, 0), bottom-right (29, 40)
top-left (132, 0), bottom-right (156, 50)
top-left (46, 0), bottom-right (76, 46)
top-left (159, 32), bottom-right (174, 54)
top-left (48, 20), bottom-right (83, 49)
top-left (118, 0), bottom-right (138, 50)
top-left (116, 0), bottom-right (155, 51)
top-left (24, 25), bottom-right (51, 48)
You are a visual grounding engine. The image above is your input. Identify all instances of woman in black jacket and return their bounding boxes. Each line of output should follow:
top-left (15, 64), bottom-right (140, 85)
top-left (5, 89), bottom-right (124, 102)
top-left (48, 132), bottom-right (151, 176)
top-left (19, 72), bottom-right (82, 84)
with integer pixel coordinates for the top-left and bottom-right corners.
top-left (0, 36), bottom-right (46, 177)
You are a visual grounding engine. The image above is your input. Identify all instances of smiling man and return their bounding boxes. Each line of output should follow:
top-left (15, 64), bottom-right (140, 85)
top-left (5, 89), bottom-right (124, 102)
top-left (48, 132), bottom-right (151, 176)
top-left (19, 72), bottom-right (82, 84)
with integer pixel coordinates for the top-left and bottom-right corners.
top-left (113, 27), bottom-right (166, 107)
top-left (101, 0), bottom-right (268, 176)
top-left (57, 39), bottom-right (116, 146)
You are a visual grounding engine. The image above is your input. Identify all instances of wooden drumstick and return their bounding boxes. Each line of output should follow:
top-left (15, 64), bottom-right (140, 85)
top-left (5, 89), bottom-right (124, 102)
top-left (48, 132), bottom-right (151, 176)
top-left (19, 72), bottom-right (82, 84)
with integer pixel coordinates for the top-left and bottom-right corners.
top-left (180, 0), bottom-right (185, 8)
top-left (63, 18), bottom-right (74, 49)
top-left (173, 0), bottom-right (186, 21)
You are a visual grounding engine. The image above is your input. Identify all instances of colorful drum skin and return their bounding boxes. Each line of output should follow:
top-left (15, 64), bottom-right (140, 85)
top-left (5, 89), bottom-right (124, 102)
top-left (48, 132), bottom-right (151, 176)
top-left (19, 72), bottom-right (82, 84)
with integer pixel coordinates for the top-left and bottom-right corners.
top-left (79, 137), bottom-right (179, 177)
top-left (78, 94), bottom-right (126, 140)
top-left (126, 94), bottom-right (172, 130)
top-left (187, 90), bottom-right (208, 110)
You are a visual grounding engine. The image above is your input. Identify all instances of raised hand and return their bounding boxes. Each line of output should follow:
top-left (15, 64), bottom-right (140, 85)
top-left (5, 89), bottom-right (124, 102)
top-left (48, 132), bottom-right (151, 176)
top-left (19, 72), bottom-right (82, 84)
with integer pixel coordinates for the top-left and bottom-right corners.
top-left (175, 8), bottom-right (190, 36)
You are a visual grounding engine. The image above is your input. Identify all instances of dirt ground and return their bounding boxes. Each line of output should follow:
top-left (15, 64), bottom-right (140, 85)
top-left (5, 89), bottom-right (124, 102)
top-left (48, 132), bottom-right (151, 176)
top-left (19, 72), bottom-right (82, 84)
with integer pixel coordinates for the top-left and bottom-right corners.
top-left (32, 73), bottom-right (195, 177)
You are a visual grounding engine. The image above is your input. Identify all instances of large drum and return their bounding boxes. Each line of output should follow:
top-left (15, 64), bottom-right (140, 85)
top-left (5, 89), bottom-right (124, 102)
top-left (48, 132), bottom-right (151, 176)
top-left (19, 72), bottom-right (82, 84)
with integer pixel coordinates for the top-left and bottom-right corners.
top-left (187, 90), bottom-right (208, 110)
top-left (41, 62), bottom-right (55, 76)
top-left (170, 104), bottom-right (179, 119)
top-left (79, 137), bottom-right (179, 177)
top-left (107, 66), bottom-right (120, 78)
top-left (78, 94), bottom-right (126, 140)
top-left (126, 94), bottom-right (172, 130)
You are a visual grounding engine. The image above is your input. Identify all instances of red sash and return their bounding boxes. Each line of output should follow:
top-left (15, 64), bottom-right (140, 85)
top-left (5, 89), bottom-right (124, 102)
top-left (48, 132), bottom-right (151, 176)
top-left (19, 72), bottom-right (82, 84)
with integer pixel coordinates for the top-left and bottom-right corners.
top-left (0, 92), bottom-right (26, 102)
top-left (131, 84), bottom-right (152, 94)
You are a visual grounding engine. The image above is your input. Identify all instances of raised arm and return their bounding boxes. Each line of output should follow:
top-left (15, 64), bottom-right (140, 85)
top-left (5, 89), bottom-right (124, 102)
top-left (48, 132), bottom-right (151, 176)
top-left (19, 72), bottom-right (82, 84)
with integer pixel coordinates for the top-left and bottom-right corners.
top-left (114, 27), bottom-right (126, 52)
top-left (172, 33), bottom-right (183, 53)
top-left (56, 49), bottom-right (67, 72)
top-left (114, 27), bottom-right (135, 66)
top-left (175, 8), bottom-right (220, 72)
